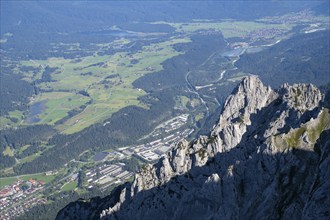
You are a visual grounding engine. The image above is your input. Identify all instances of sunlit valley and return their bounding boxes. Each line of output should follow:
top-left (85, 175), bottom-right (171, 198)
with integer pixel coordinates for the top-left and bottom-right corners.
top-left (0, 1), bottom-right (329, 219)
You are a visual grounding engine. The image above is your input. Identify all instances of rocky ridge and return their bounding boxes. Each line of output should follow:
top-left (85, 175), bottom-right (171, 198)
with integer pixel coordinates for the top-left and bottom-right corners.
top-left (57, 76), bottom-right (330, 220)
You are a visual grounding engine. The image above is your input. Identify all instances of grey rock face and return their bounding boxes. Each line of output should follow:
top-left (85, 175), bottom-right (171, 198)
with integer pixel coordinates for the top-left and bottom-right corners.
top-left (211, 75), bottom-right (275, 153)
top-left (56, 76), bottom-right (330, 220)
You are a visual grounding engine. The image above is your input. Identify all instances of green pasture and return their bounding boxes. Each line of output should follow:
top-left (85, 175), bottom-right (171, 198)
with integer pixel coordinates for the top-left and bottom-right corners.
top-left (0, 173), bottom-right (57, 188)
top-left (20, 173), bottom-right (56, 184)
top-left (158, 21), bottom-right (293, 38)
top-left (18, 151), bottom-right (43, 164)
top-left (194, 112), bottom-right (204, 122)
top-left (20, 37), bottom-right (191, 134)
top-left (179, 96), bottom-right (190, 108)
top-left (61, 180), bottom-right (78, 192)
top-left (19, 145), bottom-right (31, 154)
top-left (0, 117), bottom-right (12, 128)
top-left (26, 92), bottom-right (90, 125)
top-left (3, 146), bottom-right (14, 157)
top-left (18, 145), bottom-right (55, 164)
top-left (9, 110), bottom-right (24, 120)
top-left (0, 110), bottom-right (24, 128)
top-left (0, 177), bottom-right (18, 188)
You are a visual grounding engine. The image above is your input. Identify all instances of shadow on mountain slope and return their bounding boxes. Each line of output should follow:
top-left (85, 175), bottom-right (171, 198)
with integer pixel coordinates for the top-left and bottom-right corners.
top-left (57, 78), bottom-right (330, 220)
top-left (57, 126), bottom-right (330, 220)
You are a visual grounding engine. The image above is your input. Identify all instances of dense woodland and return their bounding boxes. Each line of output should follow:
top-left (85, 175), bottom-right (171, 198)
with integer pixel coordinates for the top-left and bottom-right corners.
top-left (0, 125), bottom-right (55, 169)
top-left (236, 31), bottom-right (330, 88)
top-left (0, 69), bottom-right (35, 116)
top-left (0, 125), bottom-right (55, 149)
top-left (133, 33), bottom-right (227, 91)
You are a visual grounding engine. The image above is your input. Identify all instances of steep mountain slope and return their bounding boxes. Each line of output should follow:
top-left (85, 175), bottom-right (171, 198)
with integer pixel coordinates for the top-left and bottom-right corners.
top-left (57, 76), bottom-right (330, 220)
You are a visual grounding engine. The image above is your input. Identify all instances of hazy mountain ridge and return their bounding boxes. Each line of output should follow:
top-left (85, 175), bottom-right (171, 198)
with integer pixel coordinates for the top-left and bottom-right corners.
top-left (2, 1), bottom-right (326, 34)
top-left (57, 76), bottom-right (330, 220)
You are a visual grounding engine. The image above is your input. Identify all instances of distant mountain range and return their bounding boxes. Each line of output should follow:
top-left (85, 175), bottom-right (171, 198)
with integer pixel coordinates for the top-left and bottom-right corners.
top-left (2, 1), bottom-right (328, 34)
top-left (57, 76), bottom-right (330, 219)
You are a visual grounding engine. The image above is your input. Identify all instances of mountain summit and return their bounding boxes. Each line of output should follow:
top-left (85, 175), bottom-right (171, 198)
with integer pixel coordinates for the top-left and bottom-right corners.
top-left (57, 76), bottom-right (330, 220)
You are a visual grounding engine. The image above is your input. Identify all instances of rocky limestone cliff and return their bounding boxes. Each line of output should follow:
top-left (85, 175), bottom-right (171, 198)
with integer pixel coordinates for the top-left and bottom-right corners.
top-left (56, 76), bottom-right (330, 220)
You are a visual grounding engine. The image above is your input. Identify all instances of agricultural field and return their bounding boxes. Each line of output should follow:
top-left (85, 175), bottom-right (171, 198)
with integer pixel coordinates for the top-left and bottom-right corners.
top-left (26, 92), bottom-right (91, 125)
top-left (20, 173), bottom-right (56, 184)
top-left (19, 37), bottom-right (191, 134)
top-left (0, 177), bottom-right (18, 188)
top-left (18, 150), bottom-right (45, 164)
top-left (153, 20), bottom-right (294, 38)
top-left (3, 147), bottom-right (14, 157)
top-left (0, 173), bottom-right (57, 188)
top-left (61, 180), bottom-right (78, 192)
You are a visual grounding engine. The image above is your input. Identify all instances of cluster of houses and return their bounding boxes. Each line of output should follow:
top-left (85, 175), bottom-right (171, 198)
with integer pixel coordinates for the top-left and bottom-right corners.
top-left (0, 179), bottom-right (46, 220)
top-left (0, 114), bottom-right (195, 219)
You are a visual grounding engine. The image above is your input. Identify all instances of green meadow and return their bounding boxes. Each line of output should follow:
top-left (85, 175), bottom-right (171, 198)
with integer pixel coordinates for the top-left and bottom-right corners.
top-left (30, 92), bottom-right (91, 125)
top-left (154, 21), bottom-right (293, 38)
top-left (0, 173), bottom-right (57, 188)
top-left (3, 146), bottom-right (14, 157)
top-left (20, 37), bottom-right (191, 134)
top-left (0, 177), bottom-right (18, 188)
top-left (20, 173), bottom-right (56, 184)
top-left (61, 180), bottom-right (78, 192)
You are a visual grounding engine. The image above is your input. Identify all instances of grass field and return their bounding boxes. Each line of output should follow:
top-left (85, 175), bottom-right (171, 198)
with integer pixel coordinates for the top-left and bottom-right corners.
top-left (0, 117), bottom-right (11, 127)
top-left (17, 145), bottom-right (55, 164)
top-left (20, 173), bottom-right (56, 184)
top-left (18, 145), bottom-right (31, 154)
top-left (194, 112), bottom-right (204, 122)
top-left (61, 180), bottom-right (78, 191)
top-left (0, 109), bottom-right (24, 128)
top-left (0, 177), bottom-right (18, 188)
top-left (18, 151), bottom-right (42, 164)
top-left (27, 92), bottom-right (91, 125)
top-left (9, 110), bottom-right (24, 121)
top-left (0, 173), bottom-right (57, 188)
top-left (153, 21), bottom-right (293, 38)
top-left (3, 146), bottom-right (14, 157)
top-left (179, 96), bottom-right (190, 108)
top-left (20, 37), bottom-right (191, 134)
top-left (175, 95), bottom-right (190, 110)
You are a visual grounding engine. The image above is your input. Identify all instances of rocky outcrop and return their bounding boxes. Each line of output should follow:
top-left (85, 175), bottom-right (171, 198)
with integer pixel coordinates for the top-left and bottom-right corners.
top-left (56, 76), bottom-right (330, 220)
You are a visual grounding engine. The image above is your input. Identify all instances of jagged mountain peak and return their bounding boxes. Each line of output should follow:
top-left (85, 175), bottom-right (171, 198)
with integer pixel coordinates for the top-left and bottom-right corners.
top-left (210, 75), bottom-right (275, 153)
top-left (279, 82), bottom-right (323, 111)
top-left (57, 76), bottom-right (330, 220)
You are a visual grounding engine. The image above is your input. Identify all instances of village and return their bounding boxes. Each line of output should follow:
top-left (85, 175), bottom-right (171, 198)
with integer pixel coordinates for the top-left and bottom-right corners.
top-left (0, 113), bottom-right (195, 219)
top-left (0, 179), bottom-right (47, 220)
